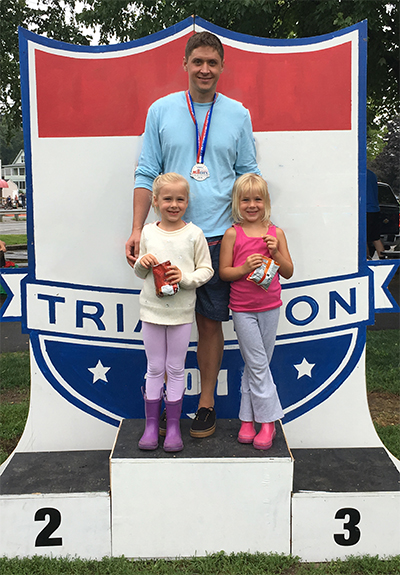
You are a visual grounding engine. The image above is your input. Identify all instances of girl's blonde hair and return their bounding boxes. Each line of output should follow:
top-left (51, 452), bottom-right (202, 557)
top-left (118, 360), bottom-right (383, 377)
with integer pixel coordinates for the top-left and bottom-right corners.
top-left (231, 173), bottom-right (271, 224)
top-left (152, 172), bottom-right (190, 214)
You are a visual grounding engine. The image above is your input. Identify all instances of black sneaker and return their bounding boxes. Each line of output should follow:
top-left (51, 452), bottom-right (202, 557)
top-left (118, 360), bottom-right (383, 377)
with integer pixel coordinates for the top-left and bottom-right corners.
top-left (190, 407), bottom-right (216, 438)
top-left (159, 408), bottom-right (166, 437)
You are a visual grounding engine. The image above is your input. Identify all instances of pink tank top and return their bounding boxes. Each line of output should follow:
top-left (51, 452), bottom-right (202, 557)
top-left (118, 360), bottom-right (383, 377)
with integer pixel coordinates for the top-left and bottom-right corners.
top-left (229, 224), bottom-right (282, 313)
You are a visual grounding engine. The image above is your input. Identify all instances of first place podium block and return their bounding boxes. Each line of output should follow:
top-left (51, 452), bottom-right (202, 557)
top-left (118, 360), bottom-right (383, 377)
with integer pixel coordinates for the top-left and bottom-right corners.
top-left (111, 419), bottom-right (293, 558)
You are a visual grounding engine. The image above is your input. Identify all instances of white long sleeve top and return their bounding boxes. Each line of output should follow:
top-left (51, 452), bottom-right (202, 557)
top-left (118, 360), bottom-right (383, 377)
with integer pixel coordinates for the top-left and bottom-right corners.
top-left (134, 222), bottom-right (214, 325)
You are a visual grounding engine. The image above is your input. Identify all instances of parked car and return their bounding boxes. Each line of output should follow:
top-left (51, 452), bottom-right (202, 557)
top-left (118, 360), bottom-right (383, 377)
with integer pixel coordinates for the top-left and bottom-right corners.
top-left (378, 182), bottom-right (399, 248)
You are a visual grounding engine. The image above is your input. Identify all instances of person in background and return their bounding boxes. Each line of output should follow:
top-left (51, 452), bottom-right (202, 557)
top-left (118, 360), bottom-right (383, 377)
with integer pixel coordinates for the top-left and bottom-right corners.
top-left (366, 169), bottom-right (385, 259)
top-left (0, 240), bottom-right (6, 268)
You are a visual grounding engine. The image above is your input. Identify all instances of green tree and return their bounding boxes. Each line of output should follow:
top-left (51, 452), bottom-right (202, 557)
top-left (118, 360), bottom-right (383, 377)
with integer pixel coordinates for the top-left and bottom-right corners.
top-left (1, 0), bottom-right (31, 144)
top-left (0, 116), bottom-right (24, 165)
top-left (0, 0), bottom-right (90, 144)
top-left (369, 115), bottom-right (400, 196)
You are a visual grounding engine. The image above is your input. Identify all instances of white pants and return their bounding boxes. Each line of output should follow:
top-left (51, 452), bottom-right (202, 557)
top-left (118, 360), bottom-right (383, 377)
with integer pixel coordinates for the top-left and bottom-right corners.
top-left (232, 308), bottom-right (284, 423)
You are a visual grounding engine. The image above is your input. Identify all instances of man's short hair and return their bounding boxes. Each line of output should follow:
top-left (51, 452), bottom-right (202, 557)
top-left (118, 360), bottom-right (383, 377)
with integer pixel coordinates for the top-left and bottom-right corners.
top-left (185, 31), bottom-right (224, 61)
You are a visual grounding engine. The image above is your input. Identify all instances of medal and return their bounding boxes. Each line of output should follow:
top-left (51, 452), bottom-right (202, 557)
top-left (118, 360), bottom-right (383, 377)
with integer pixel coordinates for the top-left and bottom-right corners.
top-left (190, 163), bottom-right (210, 181)
top-left (186, 91), bottom-right (216, 181)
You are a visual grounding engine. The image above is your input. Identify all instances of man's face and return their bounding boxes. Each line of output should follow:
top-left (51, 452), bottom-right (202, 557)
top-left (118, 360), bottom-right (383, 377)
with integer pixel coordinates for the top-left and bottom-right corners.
top-left (183, 46), bottom-right (224, 102)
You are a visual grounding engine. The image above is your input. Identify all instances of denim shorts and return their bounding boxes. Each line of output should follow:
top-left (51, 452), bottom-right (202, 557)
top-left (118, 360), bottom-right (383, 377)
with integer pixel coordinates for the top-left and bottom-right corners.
top-left (195, 236), bottom-right (230, 322)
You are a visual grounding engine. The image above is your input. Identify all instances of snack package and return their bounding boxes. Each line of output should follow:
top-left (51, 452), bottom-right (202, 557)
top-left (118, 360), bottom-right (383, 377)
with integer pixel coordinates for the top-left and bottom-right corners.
top-left (247, 256), bottom-right (280, 292)
top-left (153, 261), bottom-right (179, 297)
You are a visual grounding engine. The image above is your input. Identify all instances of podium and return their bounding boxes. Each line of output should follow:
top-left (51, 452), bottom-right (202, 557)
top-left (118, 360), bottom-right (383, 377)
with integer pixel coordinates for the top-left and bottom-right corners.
top-left (110, 419), bottom-right (292, 557)
top-left (0, 450), bottom-right (111, 558)
top-left (291, 447), bottom-right (400, 561)
top-left (1, 420), bottom-right (399, 561)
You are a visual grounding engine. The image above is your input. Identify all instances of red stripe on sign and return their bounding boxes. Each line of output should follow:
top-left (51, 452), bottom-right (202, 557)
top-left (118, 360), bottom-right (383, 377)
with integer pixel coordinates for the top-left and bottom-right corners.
top-left (35, 35), bottom-right (189, 138)
top-left (220, 41), bottom-right (352, 132)
top-left (35, 38), bottom-right (351, 137)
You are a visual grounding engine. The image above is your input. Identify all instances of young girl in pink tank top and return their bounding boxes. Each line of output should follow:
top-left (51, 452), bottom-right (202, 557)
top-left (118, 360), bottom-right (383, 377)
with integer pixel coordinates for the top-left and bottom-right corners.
top-left (220, 173), bottom-right (293, 449)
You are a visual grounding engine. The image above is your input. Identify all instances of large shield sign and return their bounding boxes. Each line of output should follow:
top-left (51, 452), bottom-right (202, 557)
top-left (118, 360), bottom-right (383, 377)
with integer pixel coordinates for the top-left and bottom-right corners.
top-left (1, 16), bottom-right (398, 454)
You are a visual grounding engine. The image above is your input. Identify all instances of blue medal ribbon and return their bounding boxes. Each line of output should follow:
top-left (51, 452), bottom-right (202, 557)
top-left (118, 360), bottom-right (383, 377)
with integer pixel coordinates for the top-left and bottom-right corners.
top-left (185, 90), bottom-right (217, 164)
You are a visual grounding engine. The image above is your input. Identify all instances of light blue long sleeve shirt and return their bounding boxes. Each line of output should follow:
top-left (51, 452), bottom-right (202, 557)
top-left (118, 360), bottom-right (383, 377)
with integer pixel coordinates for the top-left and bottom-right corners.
top-left (135, 91), bottom-right (260, 238)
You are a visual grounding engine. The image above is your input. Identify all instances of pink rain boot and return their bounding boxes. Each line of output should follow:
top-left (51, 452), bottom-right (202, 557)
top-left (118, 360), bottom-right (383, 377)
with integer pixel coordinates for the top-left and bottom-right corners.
top-left (237, 421), bottom-right (257, 444)
top-left (138, 389), bottom-right (162, 450)
top-left (253, 422), bottom-right (276, 450)
top-left (163, 394), bottom-right (184, 452)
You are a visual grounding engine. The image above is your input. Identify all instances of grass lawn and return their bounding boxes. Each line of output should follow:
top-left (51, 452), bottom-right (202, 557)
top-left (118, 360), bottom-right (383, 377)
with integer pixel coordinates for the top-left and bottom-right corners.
top-left (366, 330), bottom-right (400, 394)
top-left (1, 552), bottom-right (400, 574)
top-left (366, 330), bottom-right (400, 458)
top-left (0, 234), bottom-right (28, 246)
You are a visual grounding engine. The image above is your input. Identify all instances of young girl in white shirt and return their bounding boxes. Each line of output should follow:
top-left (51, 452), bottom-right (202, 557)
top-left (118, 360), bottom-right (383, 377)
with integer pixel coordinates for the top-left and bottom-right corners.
top-left (134, 173), bottom-right (213, 452)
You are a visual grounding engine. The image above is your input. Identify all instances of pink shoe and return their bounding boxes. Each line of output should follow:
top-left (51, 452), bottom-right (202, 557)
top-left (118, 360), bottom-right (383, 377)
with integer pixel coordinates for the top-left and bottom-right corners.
top-left (238, 421), bottom-right (257, 444)
top-left (253, 422), bottom-right (276, 450)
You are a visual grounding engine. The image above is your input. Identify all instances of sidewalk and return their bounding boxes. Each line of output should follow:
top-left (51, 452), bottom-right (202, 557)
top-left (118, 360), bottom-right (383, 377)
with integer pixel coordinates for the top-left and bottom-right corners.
top-left (0, 312), bottom-right (29, 353)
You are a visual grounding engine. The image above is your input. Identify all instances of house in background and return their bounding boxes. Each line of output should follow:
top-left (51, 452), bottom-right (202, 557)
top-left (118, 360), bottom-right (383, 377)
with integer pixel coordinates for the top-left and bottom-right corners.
top-left (1, 150), bottom-right (26, 200)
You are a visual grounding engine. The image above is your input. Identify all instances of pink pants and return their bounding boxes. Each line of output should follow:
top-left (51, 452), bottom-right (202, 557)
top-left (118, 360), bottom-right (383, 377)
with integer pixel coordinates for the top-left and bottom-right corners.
top-left (142, 321), bottom-right (192, 401)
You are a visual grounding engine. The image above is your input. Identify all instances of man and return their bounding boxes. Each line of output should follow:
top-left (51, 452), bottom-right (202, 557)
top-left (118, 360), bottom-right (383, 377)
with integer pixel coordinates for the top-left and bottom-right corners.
top-left (126, 31), bottom-right (260, 437)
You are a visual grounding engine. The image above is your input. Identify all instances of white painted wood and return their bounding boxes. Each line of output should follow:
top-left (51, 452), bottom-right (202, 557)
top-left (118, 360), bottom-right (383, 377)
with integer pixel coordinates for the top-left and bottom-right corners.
top-left (111, 456), bottom-right (293, 557)
top-left (0, 492), bottom-right (111, 559)
top-left (292, 491), bottom-right (400, 561)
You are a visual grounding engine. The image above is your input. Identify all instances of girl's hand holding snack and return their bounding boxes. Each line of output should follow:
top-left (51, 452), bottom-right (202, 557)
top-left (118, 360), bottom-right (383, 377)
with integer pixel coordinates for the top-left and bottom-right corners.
top-left (263, 234), bottom-right (279, 257)
top-left (140, 253), bottom-right (159, 269)
top-left (263, 230), bottom-right (293, 279)
top-left (165, 264), bottom-right (182, 284)
top-left (243, 253), bottom-right (265, 274)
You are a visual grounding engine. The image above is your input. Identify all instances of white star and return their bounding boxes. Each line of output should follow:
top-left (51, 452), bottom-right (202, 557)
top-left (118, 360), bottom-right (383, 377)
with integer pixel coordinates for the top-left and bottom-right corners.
top-left (88, 360), bottom-right (111, 384)
top-left (294, 358), bottom-right (315, 379)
